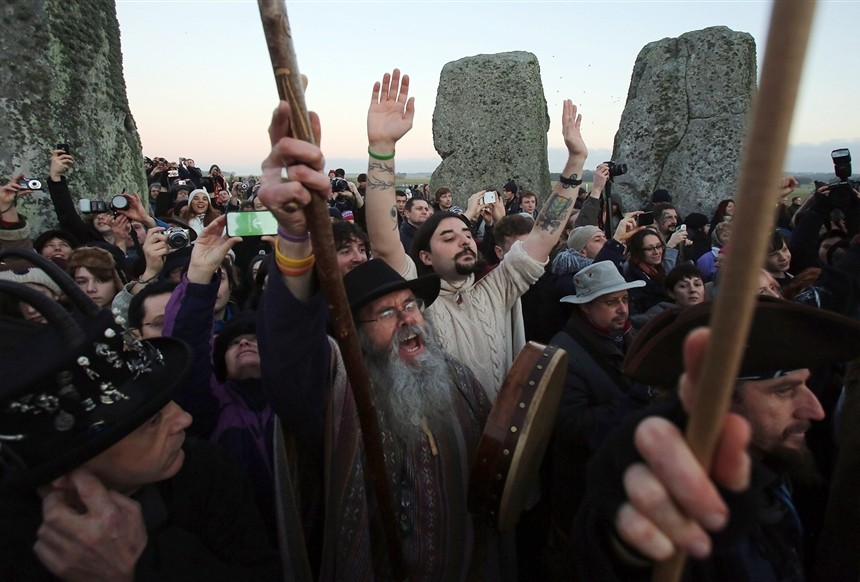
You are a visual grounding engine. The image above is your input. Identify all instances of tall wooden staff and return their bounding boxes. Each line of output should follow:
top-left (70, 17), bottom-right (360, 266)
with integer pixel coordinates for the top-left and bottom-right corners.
top-left (256, 1), bottom-right (408, 579)
top-left (654, 1), bottom-right (817, 580)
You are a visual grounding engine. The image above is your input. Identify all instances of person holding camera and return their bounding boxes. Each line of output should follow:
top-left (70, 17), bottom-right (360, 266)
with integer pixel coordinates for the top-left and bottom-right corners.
top-left (0, 173), bottom-right (38, 254)
top-left (178, 157), bottom-right (203, 189)
top-left (46, 149), bottom-right (129, 273)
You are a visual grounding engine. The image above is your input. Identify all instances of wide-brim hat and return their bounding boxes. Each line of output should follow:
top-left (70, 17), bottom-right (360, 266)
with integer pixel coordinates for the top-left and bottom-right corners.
top-left (623, 296), bottom-right (860, 386)
top-left (560, 260), bottom-right (645, 304)
top-left (0, 250), bottom-right (192, 490)
top-left (343, 258), bottom-right (440, 314)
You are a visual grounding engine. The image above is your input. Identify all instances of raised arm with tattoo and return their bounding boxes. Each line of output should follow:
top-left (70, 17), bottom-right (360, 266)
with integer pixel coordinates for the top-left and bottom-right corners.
top-left (365, 68), bottom-right (415, 275)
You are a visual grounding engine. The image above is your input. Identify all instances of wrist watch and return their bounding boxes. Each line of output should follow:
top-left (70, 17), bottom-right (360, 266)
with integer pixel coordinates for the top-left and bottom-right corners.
top-left (559, 173), bottom-right (583, 188)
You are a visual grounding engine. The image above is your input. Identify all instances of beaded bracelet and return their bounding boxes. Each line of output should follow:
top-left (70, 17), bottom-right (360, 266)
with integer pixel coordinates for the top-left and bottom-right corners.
top-left (367, 147), bottom-right (395, 161)
top-left (277, 227), bottom-right (310, 243)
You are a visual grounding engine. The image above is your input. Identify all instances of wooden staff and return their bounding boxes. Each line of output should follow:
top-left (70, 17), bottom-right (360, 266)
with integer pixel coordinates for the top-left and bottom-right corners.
top-left (256, 1), bottom-right (408, 579)
top-left (654, 1), bottom-right (817, 580)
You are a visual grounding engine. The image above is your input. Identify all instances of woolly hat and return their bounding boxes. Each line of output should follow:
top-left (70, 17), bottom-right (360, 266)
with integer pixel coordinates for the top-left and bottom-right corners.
top-left (0, 266), bottom-right (62, 297)
top-left (567, 225), bottom-right (602, 252)
top-left (189, 188), bottom-right (211, 202)
top-left (651, 189), bottom-right (672, 203)
top-left (33, 229), bottom-right (80, 255)
top-left (66, 247), bottom-right (123, 292)
top-left (504, 180), bottom-right (519, 194)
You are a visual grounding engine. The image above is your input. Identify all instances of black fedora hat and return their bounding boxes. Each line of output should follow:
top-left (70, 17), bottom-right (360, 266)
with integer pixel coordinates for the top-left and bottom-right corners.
top-left (0, 249), bottom-right (192, 490)
top-left (343, 258), bottom-right (440, 314)
top-left (623, 296), bottom-right (860, 387)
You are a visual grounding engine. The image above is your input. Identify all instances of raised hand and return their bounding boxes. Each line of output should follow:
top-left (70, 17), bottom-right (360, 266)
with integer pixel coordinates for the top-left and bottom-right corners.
top-left (259, 101), bottom-right (329, 239)
top-left (367, 68), bottom-right (415, 153)
top-left (561, 99), bottom-right (587, 161)
top-left (616, 328), bottom-right (751, 561)
top-left (50, 150), bottom-right (74, 181)
top-left (187, 215), bottom-right (240, 284)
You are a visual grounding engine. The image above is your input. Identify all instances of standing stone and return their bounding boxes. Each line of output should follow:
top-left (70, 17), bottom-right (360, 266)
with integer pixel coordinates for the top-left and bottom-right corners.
top-left (0, 0), bottom-right (146, 235)
top-left (610, 26), bottom-right (756, 217)
top-left (431, 52), bottom-right (551, 207)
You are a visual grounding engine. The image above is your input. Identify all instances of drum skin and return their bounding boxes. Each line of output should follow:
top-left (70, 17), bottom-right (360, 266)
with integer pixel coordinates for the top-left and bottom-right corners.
top-left (468, 342), bottom-right (567, 531)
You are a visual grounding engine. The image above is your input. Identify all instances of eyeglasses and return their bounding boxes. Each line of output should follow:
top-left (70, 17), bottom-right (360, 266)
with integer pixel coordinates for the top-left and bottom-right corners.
top-left (359, 298), bottom-right (425, 325)
top-left (642, 244), bottom-right (665, 252)
top-left (595, 295), bottom-right (629, 308)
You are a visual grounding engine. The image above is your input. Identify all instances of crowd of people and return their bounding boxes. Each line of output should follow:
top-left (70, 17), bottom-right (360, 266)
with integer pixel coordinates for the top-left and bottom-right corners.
top-left (2, 66), bottom-right (860, 581)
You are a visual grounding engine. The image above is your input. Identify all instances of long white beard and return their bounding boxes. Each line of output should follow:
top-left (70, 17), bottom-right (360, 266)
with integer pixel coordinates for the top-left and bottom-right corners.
top-left (360, 320), bottom-right (453, 444)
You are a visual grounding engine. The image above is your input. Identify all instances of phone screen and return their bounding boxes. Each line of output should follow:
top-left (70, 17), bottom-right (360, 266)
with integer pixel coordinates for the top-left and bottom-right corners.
top-left (637, 212), bottom-right (654, 227)
top-left (226, 210), bottom-right (279, 237)
top-left (483, 191), bottom-right (497, 204)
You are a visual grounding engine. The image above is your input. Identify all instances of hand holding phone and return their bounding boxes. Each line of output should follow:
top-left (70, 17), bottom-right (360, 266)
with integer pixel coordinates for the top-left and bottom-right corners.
top-left (225, 210), bottom-right (279, 237)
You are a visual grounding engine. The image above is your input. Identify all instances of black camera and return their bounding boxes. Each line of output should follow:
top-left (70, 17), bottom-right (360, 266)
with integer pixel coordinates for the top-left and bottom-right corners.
top-left (330, 178), bottom-right (349, 193)
top-left (238, 181), bottom-right (249, 192)
top-left (17, 178), bottom-right (43, 191)
top-left (827, 149), bottom-right (858, 209)
top-left (163, 226), bottom-right (191, 250)
top-left (78, 195), bottom-right (130, 215)
top-left (604, 161), bottom-right (628, 178)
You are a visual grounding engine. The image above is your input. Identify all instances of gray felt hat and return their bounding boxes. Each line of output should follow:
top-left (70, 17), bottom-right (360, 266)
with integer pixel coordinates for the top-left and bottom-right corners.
top-left (560, 261), bottom-right (645, 304)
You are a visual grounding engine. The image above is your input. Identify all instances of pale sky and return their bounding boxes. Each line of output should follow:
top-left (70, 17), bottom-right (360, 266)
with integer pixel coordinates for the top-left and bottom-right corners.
top-left (115, 1), bottom-right (860, 176)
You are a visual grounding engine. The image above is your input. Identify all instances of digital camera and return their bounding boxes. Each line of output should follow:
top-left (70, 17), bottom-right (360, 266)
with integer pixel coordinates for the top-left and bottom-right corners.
top-left (164, 226), bottom-right (191, 250)
top-left (17, 178), bottom-right (43, 191)
top-left (827, 148), bottom-right (858, 209)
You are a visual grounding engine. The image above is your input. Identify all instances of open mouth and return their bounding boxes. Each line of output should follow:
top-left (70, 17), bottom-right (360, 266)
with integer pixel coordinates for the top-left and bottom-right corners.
top-left (399, 332), bottom-right (424, 355)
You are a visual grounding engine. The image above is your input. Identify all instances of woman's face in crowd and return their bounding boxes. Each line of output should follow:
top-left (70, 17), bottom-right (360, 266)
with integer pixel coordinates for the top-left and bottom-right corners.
top-left (93, 213), bottom-right (113, 234)
top-left (765, 243), bottom-right (791, 275)
top-left (73, 266), bottom-right (117, 308)
top-left (149, 185), bottom-right (161, 199)
top-left (40, 237), bottom-right (73, 261)
top-left (725, 201), bottom-right (735, 216)
top-left (190, 193), bottom-right (210, 214)
top-left (670, 277), bottom-right (705, 308)
top-left (252, 196), bottom-right (266, 211)
top-left (641, 234), bottom-right (664, 266)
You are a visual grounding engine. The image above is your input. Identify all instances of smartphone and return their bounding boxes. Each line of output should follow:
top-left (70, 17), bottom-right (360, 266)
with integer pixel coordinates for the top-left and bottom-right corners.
top-left (225, 210), bottom-right (279, 237)
top-left (483, 191), bottom-right (497, 204)
top-left (56, 143), bottom-right (70, 155)
top-left (637, 212), bottom-right (654, 227)
top-left (167, 169), bottom-right (179, 178)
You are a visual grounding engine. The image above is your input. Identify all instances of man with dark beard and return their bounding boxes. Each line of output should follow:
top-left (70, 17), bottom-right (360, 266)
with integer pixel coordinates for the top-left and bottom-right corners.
top-left (364, 69), bottom-right (588, 400)
top-left (573, 297), bottom-right (860, 581)
top-left (253, 100), bottom-right (504, 579)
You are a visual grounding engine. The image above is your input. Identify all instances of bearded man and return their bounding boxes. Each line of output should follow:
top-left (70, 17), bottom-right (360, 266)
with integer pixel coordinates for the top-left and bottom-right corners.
top-left (255, 100), bottom-right (504, 579)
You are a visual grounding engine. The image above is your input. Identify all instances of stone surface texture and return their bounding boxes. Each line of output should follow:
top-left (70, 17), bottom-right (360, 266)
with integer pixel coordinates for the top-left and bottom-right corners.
top-left (610, 26), bottom-right (756, 216)
top-left (431, 51), bottom-right (551, 206)
top-left (1, 0), bottom-right (146, 235)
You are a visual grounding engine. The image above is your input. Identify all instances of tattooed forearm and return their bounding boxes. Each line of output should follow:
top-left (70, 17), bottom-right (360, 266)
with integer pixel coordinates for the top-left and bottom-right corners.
top-left (368, 175), bottom-right (396, 190)
top-left (535, 192), bottom-right (574, 234)
top-left (368, 160), bottom-right (394, 174)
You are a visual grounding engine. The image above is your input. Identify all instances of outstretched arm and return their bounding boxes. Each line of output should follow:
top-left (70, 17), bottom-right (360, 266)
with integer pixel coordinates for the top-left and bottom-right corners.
top-left (523, 100), bottom-right (588, 261)
top-left (364, 68), bottom-right (415, 274)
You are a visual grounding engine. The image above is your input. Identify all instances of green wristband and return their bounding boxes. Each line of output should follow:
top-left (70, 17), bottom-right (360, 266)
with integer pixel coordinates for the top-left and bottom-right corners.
top-left (367, 147), bottom-right (395, 160)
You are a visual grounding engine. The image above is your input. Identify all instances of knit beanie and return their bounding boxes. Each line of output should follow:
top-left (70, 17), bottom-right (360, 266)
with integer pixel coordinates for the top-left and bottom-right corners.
top-left (0, 266), bottom-right (62, 297)
top-left (567, 225), bottom-right (602, 252)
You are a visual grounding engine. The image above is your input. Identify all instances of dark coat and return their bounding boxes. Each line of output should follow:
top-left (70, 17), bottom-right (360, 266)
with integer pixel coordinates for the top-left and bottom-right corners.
top-left (0, 439), bottom-right (281, 581)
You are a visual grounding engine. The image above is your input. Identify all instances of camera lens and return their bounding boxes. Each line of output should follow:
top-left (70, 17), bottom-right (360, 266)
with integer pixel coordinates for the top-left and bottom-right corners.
top-left (165, 228), bottom-right (190, 250)
top-left (110, 195), bottom-right (129, 211)
top-left (25, 179), bottom-right (43, 190)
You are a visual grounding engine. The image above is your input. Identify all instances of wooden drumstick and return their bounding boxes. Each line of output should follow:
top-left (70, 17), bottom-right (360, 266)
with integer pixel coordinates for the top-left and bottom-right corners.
top-left (653, 1), bottom-right (817, 581)
top-left (256, 1), bottom-right (408, 579)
